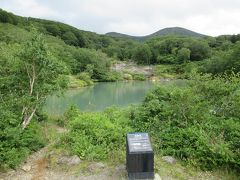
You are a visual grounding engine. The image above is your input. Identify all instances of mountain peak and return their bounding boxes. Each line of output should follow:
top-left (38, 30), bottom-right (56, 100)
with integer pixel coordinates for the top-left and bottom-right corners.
top-left (106, 27), bottom-right (208, 40)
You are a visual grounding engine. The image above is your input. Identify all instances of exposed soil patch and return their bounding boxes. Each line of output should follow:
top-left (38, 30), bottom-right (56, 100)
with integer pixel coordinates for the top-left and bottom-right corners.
top-left (111, 61), bottom-right (154, 77)
top-left (31, 158), bottom-right (48, 180)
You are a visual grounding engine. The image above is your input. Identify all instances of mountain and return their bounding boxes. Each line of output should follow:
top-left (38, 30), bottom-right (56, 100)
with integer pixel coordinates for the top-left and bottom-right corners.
top-left (106, 27), bottom-right (208, 40)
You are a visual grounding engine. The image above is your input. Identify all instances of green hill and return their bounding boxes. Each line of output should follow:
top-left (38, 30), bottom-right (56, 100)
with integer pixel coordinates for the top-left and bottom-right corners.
top-left (106, 27), bottom-right (208, 40)
top-left (0, 9), bottom-right (209, 46)
top-left (0, 8), bottom-right (116, 49)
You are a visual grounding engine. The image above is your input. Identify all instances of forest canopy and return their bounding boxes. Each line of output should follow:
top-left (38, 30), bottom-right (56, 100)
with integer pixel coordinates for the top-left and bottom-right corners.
top-left (0, 9), bottom-right (240, 173)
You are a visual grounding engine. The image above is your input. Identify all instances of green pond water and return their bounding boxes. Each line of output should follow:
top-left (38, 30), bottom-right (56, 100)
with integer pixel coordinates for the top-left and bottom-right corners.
top-left (43, 80), bottom-right (185, 116)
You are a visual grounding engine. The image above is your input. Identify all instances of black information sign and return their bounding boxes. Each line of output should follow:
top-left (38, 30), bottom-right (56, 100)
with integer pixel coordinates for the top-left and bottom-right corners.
top-left (127, 133), bottom-right (152, 153)
top-left (126, 132), bottom-right (154, 179)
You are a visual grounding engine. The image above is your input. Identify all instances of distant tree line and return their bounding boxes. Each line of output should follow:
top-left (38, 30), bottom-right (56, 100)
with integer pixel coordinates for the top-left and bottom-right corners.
top-left (1, 8), bottom-right (240, 71)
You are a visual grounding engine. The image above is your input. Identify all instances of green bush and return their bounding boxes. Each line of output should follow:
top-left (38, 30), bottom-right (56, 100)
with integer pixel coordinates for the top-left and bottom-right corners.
top-left (130, 73), bottom-right (240, 170)
top-left (123, 73), bottom-right (133, 80)
top-left (61, 108), bottom-right (133, 160)
top-left (76, 72), bottom-right (93, 85)
top-left (132, 73), bottom-right (146, 81)
top-left (201, 42), bottom-right (240, 74)
top-left (157, 55), bottom-right (176, 64)
top-left (56, 105), bottom-right (79, 127)
top-left (0, 110), bottom-right (45, 169)
top-left (103, 71), bottom-right (123, 82)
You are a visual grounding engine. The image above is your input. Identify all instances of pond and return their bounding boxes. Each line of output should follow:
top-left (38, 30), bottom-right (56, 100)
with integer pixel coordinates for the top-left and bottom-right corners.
top-left (43, 80), bottom-right (185, 116)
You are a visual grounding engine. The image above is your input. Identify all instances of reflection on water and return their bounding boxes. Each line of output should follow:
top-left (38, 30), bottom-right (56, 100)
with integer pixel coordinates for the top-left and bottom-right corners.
top-left (43, 80), bottom-right (185, 116)
top-left (43, 81), bottom-right (155, 116)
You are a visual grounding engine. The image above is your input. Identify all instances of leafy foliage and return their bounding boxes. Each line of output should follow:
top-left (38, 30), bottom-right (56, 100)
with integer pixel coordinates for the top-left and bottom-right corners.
top-left (132, 44), bottom-right (152, 64)
top-left (130, 73), bottom-right (240, 170)
top-left (0, 29), bottom-right (67, 168)
top-left (201, 42), bottom-right (240, 74)
top-left (177, 47), bottom-right (191, 63)
top-left (132, 73), bottom-right (146, 81)
top-left (0, 105), bottom-right (45, 169)
top-left (1, 8), bottom-right (240, 172)
top-left (61, 107), bottom-right (133, 160)
top-left (76, 72), bottom-right (93, 85)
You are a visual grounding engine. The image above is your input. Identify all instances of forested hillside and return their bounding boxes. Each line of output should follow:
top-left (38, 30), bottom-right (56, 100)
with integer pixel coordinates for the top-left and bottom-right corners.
top-left (1, 8), bottom-right (240, 69)
top-left (0, 8), bottom-right (240, 176)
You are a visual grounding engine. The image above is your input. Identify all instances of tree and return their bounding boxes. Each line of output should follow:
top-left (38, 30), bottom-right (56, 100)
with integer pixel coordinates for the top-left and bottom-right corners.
top-left (227, 42), bottom-right (240, 72)
top-left (117, 48), bottom-right (127, 60)
top-left (177, 48), bottom-right (191, 63)
top-left (75, 32), bottom-right (86, 47)
top-left (85, 64), bottom-right (94, 77)
top-left (202, 42), bottom-right (240, 74)
top-left (103, 45), bottom-right (119, 58)
top-left (132, 44), bottom-right (152, 64)
top-left (62, 31), bottom-right (79, 46)
top-left (45, 24), bottom-right (61, 36)
top-left (14, 32), bottom-right (68, 129)
top-left (230, 34), bottom-right (240, 43)
top-left (0, 9), bottom-right (18, 25)
top-left (0, 36), bottom-right (56, 168)
top-left (188, 41), bottom-right (210, 61)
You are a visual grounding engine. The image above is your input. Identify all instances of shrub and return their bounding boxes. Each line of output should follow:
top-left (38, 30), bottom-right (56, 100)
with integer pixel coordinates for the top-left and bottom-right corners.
top-left (56, 105), bottom-right (80, 127)
top-left (123, 73), bottom-right (133, 80)
top-left (201, 42), bottom-right (240, 74)
top-left (130, 73), bottom-right (240, 170)
top-left (103, 71), bottom-right (123, 82)
top-left (157, 55), bottom-right (176, 64)
top-left (76, 72), bottom-right (93, 85)
top-left (61, 108), bottom-right (133, 160)
top-left (0, 110), bottom-right (45, 169)
top-left (132, 73), bottom-right (146, 81)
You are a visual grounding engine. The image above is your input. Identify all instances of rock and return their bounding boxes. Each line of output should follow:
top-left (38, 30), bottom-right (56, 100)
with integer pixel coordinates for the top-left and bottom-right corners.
top-left (57, 155), bottom-right (81, 166)
top-left (67, 155), bottom-right (81, 166)
top-left (56, 156), bottom-right (67, 164)
top-left (115, 164), bottom-right (126, 175)
top-left (21, 164), bottom-right (31, 172)
top-left (115, 164), bottom-right (125, 171)
top-left (154, 173), bottom-right (162, 180)
top-left (162, 156), bottom-right (177, 164)
top-left (88, 162), bottom-right (105, 172)
top-left (94, 162), bottom-right (105, 169)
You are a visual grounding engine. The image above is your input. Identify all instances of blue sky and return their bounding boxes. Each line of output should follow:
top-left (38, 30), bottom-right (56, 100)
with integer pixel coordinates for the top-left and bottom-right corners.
top-left (1, 0), bottom-right (240, 36)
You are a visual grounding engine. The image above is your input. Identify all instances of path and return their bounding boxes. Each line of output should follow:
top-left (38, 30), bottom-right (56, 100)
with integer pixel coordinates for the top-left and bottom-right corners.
top-left (0, 125), bottom-right (126, 180)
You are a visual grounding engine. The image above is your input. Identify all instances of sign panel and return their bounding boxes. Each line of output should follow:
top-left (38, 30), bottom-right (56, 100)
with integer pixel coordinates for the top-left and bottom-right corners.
top-left (127, 133), bottom-right (152, 153)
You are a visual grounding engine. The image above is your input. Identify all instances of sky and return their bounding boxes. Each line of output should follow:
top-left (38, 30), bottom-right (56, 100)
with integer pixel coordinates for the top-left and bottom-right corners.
top-left (1, 0), bottom-right (240, 36)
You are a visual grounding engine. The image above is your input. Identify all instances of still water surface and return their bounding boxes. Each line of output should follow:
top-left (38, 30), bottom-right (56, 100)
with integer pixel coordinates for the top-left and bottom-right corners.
top-left (43, 80), bottom-right (185, 116)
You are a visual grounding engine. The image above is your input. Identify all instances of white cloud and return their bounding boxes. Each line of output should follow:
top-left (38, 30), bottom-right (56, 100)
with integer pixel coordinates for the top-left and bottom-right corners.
top-left (0, 0), bottom-right (240, 36)
top-left (0, 0), bottom-right (59, 18)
